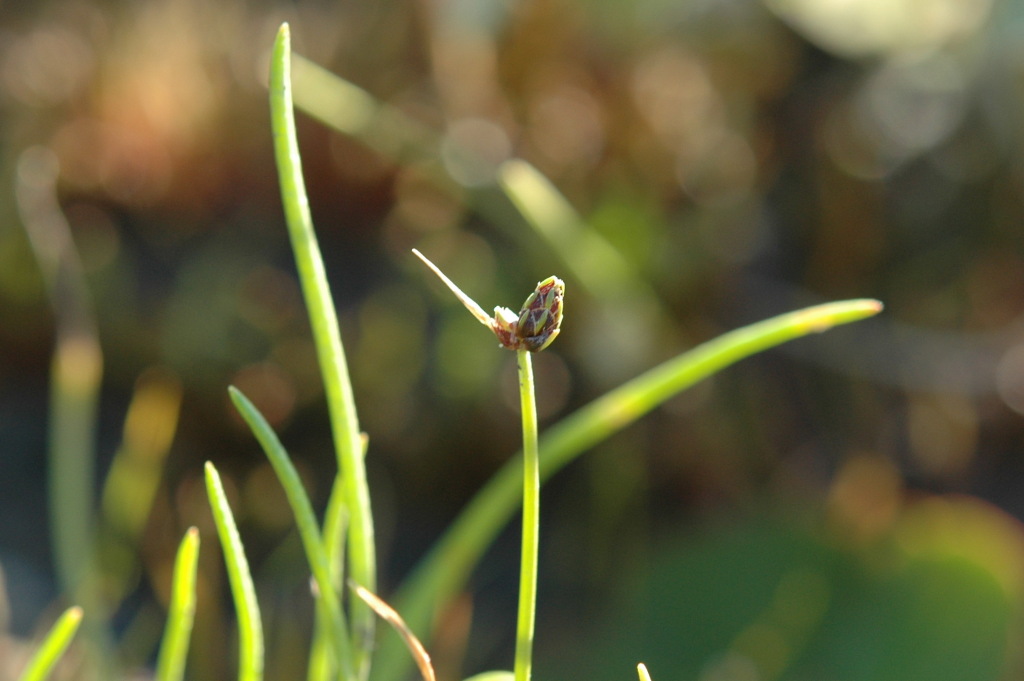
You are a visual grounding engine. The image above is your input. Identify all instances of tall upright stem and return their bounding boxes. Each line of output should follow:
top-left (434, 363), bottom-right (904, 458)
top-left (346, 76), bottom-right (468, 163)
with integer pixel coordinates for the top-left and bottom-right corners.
top-left (514, 349), bottom-right (540, 681)
top-left (270, 24), bottom-right (375, 677)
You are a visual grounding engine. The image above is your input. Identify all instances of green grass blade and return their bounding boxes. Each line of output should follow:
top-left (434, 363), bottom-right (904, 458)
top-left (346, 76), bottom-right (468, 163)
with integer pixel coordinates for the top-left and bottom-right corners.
top-left (204, 462), bottom-right (264, 681)
top-left (309, 471), bottom-right (352, 681)
top-left (308, 599), bottom-right (338, 681)
top-left (228, 386), bottom-right (354, 679)
top-left (372, 299), bottom-right (883, 681)
top-left (102, 370), bottom-right (182, 543)
top-left (15, 148), bottom-right (101, 606)
top-left (290, 54), bottom-right (436, 161)
top-left (17, 606), bottom-right (83, 681)
top-left (269, 23), bottom-right (376, 676)
top-left (323, 469), bottom-right (352, 588)
top-left (498, 159), bottom-right (648, 305)
top-left (155, 527), bottom-right (200, 681)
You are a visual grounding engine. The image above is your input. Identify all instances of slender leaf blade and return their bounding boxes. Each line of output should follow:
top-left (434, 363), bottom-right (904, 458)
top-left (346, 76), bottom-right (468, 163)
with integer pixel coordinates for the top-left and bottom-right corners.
top-left (228, 386), bottom-right (353, 679)
top-left (17, 606), bottom-right (83, 681)
top-left (155, 527), bottom-right (200, 681)
top-left (204, 462), bottom-right (264, 681)
top-left (269, 23), bottom-right (376, 675)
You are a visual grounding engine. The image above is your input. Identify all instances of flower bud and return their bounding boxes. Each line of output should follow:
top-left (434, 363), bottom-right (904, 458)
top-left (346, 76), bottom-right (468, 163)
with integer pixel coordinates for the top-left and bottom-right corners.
top-left (413, 249), bottom-right (565, 352)
top-left (515, 276), bottom-right (565, 352)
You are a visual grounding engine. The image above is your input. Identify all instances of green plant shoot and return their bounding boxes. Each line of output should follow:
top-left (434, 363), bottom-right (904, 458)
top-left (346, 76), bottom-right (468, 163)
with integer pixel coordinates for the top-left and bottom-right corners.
top-left (413, 247), bottom-right (563, 681)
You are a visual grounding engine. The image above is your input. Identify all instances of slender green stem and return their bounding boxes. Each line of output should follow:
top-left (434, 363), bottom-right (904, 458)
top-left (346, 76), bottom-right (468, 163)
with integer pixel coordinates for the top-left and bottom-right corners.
top-left (310, 474), bottom-right (351, 681)
top-left (204, 462), bottom-right (264, 681)
top-left (269, 23), bottom-right (376, 676)
top-left (17, 606), bottom-right (83, 681)
top-left (155, 528), bottom-right (200, 681)
top-left (514, 349), bottom-right (540, 681)
top-left (323, 470), bottom-right (352, 587)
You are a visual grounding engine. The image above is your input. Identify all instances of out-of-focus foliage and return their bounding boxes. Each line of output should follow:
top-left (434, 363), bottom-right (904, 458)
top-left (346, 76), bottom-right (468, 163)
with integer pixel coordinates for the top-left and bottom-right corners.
top-left (2, 0), bottom-right (1024, 679)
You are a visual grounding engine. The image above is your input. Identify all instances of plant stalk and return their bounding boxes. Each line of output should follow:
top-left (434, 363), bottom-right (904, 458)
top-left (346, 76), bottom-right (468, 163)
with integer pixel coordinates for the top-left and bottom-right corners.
top-left (269, 24), bottom-right (376, 677)
top-left (514, 349), bottom-right (540, 681)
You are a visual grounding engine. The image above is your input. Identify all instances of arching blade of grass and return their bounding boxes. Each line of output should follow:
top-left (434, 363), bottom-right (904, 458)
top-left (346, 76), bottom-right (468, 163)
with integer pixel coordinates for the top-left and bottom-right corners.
top-left (102, 369), bottom-right (182, 543)
top-left (498, 159), bottom-right (652, 307)
top-left (100, 369), bottom-right (184, 619)
top-left (16, 606), bottom-right (83, 681)
top-left (204, 462), bottom-right (264, 681)
top-left (228, 386), bottom-right (353, 680)
top-left (372, 299), bottom-right (883, 681)
top-left (15, 148), bottom-right (101, 609)
top-left (155, 528), bottom-right (200, 681)
top-left (350, 582), bottom-right (436, 681)
top-left (269, 23), bottom-right (376, 677)
top-left (290, 54), bottom-right (436, 162)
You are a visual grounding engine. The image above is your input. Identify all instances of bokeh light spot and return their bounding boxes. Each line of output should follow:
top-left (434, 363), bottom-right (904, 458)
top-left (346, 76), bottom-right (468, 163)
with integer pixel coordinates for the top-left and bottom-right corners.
top-left (3, 26), bottom-right (94, 106)
top-left (996, 344), bottom-right (1024, 416)
top-left (441, 117), bottom-right (513, 187)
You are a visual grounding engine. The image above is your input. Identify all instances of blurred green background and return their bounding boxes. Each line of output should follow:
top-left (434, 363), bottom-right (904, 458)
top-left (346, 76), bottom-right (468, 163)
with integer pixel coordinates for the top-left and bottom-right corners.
top-left (3, 0), bottom-right (1024, 679)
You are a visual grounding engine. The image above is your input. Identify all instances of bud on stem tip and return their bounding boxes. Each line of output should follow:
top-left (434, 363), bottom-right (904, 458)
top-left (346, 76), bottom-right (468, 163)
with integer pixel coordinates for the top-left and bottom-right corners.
top-left (413, 249), bottom-right (564, 352)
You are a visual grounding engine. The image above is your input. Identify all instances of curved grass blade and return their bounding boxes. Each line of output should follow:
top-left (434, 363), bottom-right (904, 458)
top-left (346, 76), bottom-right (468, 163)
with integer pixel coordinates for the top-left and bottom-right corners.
top-left (155, 528), bottom-right (200, 681)
top-left (16, 606), bottom-right (83, 681)
top-left (102, 369), bottom-right (182, 543)
top-left (372, 299), bottom-right (883, 681)
top-left (228, 386), bottom-right (353, 679)
top-left (498, 159), bottom-right (646, 306)
top-left (16, 148), bottom-right (102, 608)
top-left (290, 53), bottom-right (436, 161)
top-left (269, 24), bottom-right (376, 676)
top-left (204, 462), bottom-right (264, 681)
top-left (350, 582), bottom-right (436, 681)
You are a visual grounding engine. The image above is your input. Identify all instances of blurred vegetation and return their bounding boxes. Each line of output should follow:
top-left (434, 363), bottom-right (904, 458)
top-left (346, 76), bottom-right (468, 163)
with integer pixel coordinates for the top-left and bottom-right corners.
top-left (2, 0), bottom-right (1024, 680)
